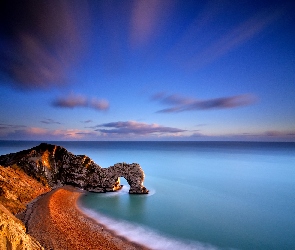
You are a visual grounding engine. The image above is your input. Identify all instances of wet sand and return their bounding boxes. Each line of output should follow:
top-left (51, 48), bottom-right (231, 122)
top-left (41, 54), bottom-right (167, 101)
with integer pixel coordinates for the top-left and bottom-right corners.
top-left (21, 186), bottom-right (149, 250)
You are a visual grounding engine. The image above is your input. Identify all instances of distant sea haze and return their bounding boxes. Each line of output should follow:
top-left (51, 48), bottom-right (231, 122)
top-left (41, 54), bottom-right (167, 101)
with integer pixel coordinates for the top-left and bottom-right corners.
top-left (1, 141), bottom-right (295, 250)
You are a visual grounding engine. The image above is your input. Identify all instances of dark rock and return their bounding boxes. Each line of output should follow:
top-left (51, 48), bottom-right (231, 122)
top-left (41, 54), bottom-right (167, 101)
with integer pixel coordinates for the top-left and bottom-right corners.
top-left (0, 143), bottom-right (149, 194)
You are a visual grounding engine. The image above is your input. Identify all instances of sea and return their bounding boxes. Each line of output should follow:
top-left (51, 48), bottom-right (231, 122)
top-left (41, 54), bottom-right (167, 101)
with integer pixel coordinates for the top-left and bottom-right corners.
top-left (0, 141), bottom-right (295, 250)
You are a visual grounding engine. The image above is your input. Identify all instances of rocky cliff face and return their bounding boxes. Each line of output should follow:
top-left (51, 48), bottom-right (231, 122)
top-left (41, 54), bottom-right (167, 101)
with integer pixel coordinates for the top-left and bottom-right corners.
top-left (0, 143), bottom-right (148, 194)
top-left (0, 165), bottom-right (51, 215)
top-left (0, 204), bottom-right (44, 250)
top-left (0, 164), bottom-right (50, 249)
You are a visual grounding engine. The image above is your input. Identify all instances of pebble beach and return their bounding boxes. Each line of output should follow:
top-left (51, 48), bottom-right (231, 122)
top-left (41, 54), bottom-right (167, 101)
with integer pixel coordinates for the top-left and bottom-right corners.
top-left (21, 186), bottom-right (148, 250)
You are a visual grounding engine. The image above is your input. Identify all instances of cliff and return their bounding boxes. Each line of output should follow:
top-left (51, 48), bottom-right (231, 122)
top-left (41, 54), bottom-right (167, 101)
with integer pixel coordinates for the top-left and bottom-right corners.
top-left (0, 143), bottom-right (148, 194)
top-left (0, 165), bottom-right (51, 215)
top-left (0, 204), bottom-right (44, 250)
top-left (0, 163), bottom-right (50, 249)
top-left (0, 203), bottom-right (44, 250)
top-left (0, 143), bottom-right (149, 249)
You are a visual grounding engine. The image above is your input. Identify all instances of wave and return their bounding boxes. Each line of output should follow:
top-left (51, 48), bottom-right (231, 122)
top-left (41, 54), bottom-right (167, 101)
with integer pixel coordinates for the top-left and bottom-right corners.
top-left (78, 205), bottom-right (221, 250)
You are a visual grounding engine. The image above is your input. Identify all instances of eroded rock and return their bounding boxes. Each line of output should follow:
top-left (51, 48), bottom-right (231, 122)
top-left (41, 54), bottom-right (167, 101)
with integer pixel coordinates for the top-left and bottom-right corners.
top-left (0, 204), bottom-right (44, 250)
top-left (0, 143), bottom-right (149, 194)
top-left (0, 165), bottom-right (51, 215)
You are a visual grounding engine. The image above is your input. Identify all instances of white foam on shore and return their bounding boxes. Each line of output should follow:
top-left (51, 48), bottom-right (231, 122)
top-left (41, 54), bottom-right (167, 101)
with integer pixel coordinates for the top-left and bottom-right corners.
top-left (78, 205), bottom-right (220, 250)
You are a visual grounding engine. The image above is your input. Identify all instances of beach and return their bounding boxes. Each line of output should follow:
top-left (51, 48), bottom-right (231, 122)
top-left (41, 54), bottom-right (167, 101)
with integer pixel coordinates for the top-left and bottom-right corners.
top-left (2, 141), bottom-right (295, 249)
top-left (21, 186), bottom-right (148, 250)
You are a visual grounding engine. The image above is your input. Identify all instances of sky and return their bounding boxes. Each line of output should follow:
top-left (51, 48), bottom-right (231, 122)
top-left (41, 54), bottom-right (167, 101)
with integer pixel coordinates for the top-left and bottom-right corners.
top-left (0, 0), bottom-right (294, 141)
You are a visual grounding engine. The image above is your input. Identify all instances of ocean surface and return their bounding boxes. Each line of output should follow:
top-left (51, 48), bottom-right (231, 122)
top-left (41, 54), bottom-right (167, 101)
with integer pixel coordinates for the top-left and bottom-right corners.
top-left (1, 141), bottom-right (295, 250)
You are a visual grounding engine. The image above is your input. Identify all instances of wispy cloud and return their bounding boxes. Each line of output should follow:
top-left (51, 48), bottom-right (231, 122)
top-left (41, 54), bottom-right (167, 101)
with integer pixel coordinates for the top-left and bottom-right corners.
top-left (167, 2), bottom-right (289, 71)
top-left (130, 0), bottom-right (175, 47)
top-left (151, 92), bottom-right (193, 106)
top-left (186, 7), bottom-right (285, 69)
top-left (169, 0), bottom-right (230, 60)
top-left (219, 130), bottom-right (295, 142)
top-left (1, 122), bottom-right (294, 142)
top-left (0, 0), bottom-right (89, 89)
top-left (51, 129), bottom-right (97, 139)
top-left (263, 130), bottom-right (295, 137)
top-left (0, 125), bottom-right (97, 140)
top-left (95, 121), bottom-right (185, 136)
top-left (0, 123), bottom-right (26, 130)
top-left (152, 92), bottom-right (257, 113)
top-left (1, 126), bottom-right (49, 138)
top-left (52, 94), bottom-right (109, 111)
top-left (90, 99), bottom-right (110, 111)
top-left (26, 127), bottom-right (48, 135)
top-left (81, 120), bottom-right (93, 124)
top-left (0, 123), bottom-right (26, 136)
top-left (52, 94), bottom-right (88, 108)
top-left (40, 119), bottom-right (61, 125)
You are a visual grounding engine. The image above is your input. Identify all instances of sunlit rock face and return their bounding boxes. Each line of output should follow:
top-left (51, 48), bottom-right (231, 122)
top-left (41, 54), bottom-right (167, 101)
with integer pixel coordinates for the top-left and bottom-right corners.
top-left (0, 165), bottom-right (51, 215)
top-left (0, 143), bottom-right (149, 194)
top-left (0, 204), bottom-right (44, 250)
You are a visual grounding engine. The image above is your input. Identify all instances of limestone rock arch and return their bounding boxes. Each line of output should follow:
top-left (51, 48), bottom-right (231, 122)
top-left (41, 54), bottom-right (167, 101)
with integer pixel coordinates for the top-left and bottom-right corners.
top-left (103, 163), bottom-right (148, 194)
top-left (0, 143), bottom-right (149, 194)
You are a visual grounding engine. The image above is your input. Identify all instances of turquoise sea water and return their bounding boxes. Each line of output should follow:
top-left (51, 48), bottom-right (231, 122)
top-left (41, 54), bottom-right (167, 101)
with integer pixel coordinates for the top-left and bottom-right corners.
top-left (1, 141), bottom-right (295, 250)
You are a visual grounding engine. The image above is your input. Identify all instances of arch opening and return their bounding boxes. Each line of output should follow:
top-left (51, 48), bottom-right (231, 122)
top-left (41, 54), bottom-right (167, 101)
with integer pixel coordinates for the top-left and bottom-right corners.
top-left (108, 163), bottom-right (149, 194)
top-left (112, 177), bottom-right (130, 192)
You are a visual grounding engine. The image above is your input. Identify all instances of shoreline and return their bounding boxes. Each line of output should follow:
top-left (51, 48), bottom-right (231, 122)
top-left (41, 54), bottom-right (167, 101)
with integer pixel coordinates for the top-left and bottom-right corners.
top-left (21, 186), bottom-right (149, 250)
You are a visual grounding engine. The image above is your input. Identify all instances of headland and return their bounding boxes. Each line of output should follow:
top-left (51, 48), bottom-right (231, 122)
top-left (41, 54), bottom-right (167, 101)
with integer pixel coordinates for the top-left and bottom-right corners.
top-left (0, 143), bottom-right (149, 249)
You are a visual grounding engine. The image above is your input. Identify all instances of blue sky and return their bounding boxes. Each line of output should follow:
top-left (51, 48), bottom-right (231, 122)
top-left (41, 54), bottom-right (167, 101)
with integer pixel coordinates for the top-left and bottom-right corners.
top-left (0, 0), bottom-right (294, 141)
